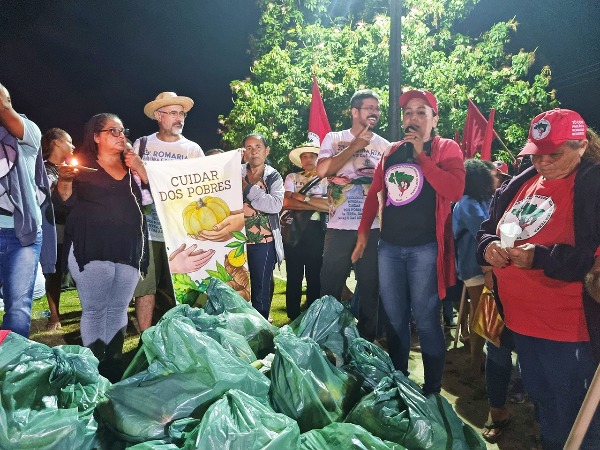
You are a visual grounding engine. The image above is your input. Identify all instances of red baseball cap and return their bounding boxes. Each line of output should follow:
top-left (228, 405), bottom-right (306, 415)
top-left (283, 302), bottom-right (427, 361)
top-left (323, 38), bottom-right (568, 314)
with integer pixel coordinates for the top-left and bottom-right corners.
top-left (518, 108), bottom-right (587, 156)
top-left (399, 90), bottom-right (438, 115)
top-left (492, 161), bottom-right (510, 176)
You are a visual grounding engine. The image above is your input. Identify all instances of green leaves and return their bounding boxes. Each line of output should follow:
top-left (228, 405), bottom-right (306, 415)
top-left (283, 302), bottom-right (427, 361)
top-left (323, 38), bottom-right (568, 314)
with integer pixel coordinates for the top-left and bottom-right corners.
top-left (206, 262), bottom-right (233, 283)
top-left (220, 0), bottom-right (557, 166)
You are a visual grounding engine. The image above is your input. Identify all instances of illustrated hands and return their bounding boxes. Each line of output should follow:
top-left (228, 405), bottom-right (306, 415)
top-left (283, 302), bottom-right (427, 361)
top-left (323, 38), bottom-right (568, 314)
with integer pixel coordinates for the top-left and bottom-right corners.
top-left (484, 240), bottom-right (510, 268)
top-left (197, 212), bottom-right (245, 242)
top-left (168, 243), bottom-right (215, 274)
top-left (507, 243), bottom-right (535, 269)
top-left (351, 233), bottom-right (368, 264)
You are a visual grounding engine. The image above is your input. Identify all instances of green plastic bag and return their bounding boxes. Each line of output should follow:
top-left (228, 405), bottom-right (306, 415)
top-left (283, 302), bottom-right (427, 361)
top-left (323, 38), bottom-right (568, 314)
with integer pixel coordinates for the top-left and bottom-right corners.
top-left (126, 441), bottom-right (180, 449)
top-left (346, 373), bottom-right (485, 449)
top-left (269, 330), bottom-right (362, 432)
top-left (122, 305), bottom-right (256, 379)
top-left (142, 305), bottom-right (256, 372)
top-left (289, 295), bottom-right (360, 366)
top-left (95, 329), bottom-right (270, 442)
top-left (300, 422), bottom-right (406, 450)
top-left (344, 338), bottom-right (396, 390)
top-left (181, 389), bottom-right (300, 449)
top-left (0, 332), bottom-right (109, 450)
top-left (203, 277), bottom-right (278, 357)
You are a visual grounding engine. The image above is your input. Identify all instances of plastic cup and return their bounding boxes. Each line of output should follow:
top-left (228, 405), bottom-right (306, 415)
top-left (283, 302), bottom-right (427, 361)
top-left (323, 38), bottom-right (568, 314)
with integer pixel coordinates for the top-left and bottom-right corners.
top-left (499, 223), bottom-right (522, 248)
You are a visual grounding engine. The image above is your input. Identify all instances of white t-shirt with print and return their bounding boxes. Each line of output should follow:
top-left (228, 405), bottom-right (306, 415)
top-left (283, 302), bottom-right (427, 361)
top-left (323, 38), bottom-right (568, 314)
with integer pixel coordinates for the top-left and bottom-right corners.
top-left (133, 133), bottom-right (204, 241)
top-left (317, 129), bottom-right (389, 230)
top-left (284, 171), bottom-right (328, 221)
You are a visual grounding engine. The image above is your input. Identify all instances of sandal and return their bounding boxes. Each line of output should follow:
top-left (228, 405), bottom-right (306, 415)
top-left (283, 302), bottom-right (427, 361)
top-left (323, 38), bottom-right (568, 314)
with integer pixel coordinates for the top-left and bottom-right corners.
top-left (46, 321), bottom-right (62, 332)
top-left (481, 418), bottom-right (510, 443)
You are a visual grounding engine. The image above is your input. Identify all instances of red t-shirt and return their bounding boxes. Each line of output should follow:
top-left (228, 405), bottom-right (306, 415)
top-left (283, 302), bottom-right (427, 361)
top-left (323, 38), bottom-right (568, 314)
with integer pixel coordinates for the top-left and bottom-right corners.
top-left (494, 172), bottom-right (589, 342)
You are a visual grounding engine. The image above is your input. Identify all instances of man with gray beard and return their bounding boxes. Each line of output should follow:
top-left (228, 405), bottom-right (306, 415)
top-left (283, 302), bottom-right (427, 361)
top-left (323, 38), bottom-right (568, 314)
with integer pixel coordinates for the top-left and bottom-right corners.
top-left (132, 92), bottom-right (204, 332)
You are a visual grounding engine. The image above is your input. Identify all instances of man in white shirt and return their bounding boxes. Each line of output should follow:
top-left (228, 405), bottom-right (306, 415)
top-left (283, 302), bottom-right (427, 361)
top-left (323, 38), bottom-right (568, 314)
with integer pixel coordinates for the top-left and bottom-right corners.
top-left (316, 89), bottom-right (389, 341)
top-left (133, 92), bottom-right (204, 331)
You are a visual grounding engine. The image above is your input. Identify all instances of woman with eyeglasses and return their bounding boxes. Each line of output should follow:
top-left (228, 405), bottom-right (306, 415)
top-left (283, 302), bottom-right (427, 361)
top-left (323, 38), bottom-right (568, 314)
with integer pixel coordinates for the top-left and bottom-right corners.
top-left (55, 113), bottom-right (149, 382)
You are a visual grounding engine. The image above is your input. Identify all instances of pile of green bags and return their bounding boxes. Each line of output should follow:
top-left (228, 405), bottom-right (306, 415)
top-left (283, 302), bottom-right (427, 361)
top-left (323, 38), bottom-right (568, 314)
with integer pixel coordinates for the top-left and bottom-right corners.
top-left (0, 278), bottom-right (485, 449)
top-left (0, 332), bottom-right (109, 450)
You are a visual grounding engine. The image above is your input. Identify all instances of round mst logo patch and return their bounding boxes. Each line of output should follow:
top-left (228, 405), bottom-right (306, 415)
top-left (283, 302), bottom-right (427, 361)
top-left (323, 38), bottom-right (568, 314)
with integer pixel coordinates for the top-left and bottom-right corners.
top-left (384, 163), bottom-right (423, 206)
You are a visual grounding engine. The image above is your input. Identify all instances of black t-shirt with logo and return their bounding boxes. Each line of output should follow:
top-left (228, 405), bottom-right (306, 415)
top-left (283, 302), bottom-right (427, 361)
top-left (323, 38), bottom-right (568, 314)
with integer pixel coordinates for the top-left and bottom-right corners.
top-left (381, 140), bottom-right (436, 246)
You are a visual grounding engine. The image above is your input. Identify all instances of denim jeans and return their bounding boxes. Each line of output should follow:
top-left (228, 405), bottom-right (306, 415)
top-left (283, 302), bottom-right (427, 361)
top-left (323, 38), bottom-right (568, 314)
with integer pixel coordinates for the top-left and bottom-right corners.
top-left (0, 228), bottom-right (42, 337)
top-left (247, 241), bottom-right (277, 319)
top-left (485, 330), bottom-right (515, 408)
top-left (378, 239), bottom-right (445, 394)
top-left (513, 332), bottom-right (600, 449)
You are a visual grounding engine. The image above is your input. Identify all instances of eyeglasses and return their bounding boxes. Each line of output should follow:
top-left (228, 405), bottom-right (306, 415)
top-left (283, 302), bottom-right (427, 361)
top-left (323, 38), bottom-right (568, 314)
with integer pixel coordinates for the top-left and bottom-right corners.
top-left (157, 110), bottom-right (187, 119)
top-left (99, 128), bottom-right (129, 137)
top-left (358, 106), bottom-right (381, 113)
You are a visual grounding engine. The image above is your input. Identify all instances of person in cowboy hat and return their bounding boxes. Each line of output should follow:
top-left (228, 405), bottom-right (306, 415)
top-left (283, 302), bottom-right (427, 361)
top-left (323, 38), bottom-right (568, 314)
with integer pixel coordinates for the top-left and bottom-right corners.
top-left (133, 92), bottom-right (204, 332)
top-left (282, 143), bottom-right (329, 320)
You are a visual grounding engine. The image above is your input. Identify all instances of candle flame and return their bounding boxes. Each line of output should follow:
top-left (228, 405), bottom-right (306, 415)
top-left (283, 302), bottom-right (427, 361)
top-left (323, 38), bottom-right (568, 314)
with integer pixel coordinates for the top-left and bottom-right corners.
top-left (70, 157), bottom-right (79, 166)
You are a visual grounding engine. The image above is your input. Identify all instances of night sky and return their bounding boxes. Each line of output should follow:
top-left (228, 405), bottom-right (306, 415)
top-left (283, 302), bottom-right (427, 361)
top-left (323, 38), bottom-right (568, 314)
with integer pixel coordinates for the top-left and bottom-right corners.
top-left (1, 0), bottom-right (598, 150)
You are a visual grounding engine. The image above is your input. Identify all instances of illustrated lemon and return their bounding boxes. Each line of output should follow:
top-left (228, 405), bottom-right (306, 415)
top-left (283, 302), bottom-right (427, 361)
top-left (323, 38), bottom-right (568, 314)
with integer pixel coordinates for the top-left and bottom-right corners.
top-left (227, 249), bottom-right (246, 267)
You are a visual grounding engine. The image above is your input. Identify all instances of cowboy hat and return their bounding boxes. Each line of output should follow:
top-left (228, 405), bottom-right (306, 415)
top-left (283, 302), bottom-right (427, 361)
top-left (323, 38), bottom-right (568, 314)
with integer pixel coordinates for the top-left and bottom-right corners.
top-left (143, 92), bottom-right (194, 119)
top-left (288, 143), bottom-right (320, 168)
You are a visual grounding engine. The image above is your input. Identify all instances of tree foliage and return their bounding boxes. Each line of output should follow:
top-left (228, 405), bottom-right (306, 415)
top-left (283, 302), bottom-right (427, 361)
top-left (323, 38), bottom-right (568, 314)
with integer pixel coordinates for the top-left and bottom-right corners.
top-left (219, 0), bottom-right (558, 171)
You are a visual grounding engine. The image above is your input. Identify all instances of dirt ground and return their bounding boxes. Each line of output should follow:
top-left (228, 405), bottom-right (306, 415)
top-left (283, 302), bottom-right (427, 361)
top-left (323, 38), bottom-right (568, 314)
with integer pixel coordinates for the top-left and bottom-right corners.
top-left (29, 313), bottom-right (541, 450)
top-left (410, 330), bottom-right (542, 450)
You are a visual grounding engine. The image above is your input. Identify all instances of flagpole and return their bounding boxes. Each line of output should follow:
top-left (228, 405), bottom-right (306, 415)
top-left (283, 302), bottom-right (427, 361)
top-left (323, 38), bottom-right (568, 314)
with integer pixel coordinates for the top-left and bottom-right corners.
top-left (494, 134), bottom-right (516, 162)
top-left (389, 0), bottom-right (403, 141)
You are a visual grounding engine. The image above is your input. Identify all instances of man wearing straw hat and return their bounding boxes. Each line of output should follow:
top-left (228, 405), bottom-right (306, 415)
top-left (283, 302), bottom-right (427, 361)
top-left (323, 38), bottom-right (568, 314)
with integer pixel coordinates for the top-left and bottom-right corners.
top-left (133, 92), bottom-right (204, 332)
top-left (282, 143), bottom-right (329, 320)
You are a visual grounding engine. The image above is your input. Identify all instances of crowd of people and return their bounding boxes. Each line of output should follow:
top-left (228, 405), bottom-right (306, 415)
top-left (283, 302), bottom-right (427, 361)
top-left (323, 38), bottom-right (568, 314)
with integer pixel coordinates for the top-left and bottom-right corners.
top-left (1, 79), bottom-right (600, 448)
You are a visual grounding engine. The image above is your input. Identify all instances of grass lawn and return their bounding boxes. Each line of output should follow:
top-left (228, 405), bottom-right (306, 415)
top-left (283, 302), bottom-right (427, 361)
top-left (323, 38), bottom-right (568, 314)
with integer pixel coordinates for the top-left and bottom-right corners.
top-left (1, 278), bottom-right (293, 359)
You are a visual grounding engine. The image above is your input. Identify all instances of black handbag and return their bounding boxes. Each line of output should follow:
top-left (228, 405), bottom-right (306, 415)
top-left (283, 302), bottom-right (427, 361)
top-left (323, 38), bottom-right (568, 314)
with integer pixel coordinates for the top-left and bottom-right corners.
top-left (280, 176), bottom-right (322, 247)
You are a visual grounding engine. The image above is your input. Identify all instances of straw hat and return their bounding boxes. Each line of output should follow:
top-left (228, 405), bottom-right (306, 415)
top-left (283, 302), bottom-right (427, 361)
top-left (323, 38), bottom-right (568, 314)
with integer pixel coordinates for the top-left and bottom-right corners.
top-left (288, 143), bottom-right (320, 168)
top-left (143, 92), bottom-right (194, 119)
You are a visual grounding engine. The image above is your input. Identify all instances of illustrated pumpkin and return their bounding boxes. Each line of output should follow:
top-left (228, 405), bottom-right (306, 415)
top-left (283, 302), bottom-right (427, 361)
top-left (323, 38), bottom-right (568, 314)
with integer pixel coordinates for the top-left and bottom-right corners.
top-left (183, 196), bottom-right (230, 237)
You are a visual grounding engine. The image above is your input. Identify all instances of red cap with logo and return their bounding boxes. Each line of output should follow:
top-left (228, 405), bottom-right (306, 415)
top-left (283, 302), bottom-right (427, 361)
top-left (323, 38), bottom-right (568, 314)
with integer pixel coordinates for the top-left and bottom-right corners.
top-left (492, 161), bottom-right (510, 176)
top-left (399, 90), bottom-right (438, 115)
top-left (518, 109), bottom-right (587, 156)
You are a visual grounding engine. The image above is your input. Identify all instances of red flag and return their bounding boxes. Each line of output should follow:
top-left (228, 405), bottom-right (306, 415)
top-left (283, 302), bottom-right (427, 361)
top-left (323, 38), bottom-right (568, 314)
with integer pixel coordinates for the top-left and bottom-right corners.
top-left (462, 99), bottom-right (492, 159)
top-left (308, 76), bottom-right (331, 146)
top-left (480, 108), bottom-right (495, 161)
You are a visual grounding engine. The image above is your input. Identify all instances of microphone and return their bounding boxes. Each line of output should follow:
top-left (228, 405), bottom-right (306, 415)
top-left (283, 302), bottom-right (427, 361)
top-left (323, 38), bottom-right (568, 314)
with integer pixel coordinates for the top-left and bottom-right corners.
top-left (401, 126), bottom-right (416, 162)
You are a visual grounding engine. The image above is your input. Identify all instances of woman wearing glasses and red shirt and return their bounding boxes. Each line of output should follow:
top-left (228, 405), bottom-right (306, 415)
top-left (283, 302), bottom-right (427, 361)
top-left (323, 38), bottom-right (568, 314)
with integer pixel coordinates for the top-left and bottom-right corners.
top-left (55, 113), bottom-right (149, 382)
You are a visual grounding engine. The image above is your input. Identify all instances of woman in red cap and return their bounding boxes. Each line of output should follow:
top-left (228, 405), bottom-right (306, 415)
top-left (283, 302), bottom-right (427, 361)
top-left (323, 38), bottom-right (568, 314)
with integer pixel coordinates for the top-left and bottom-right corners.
top-left (477, 109), bottom-right (600, 448)
top-left (352, 89), bottom-right (465, 395)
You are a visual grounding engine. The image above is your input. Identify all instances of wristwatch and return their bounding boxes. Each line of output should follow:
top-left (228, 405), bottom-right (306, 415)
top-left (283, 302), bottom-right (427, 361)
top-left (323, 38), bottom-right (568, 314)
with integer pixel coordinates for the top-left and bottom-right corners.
top-left (303, 196), bottom-right (311, 203)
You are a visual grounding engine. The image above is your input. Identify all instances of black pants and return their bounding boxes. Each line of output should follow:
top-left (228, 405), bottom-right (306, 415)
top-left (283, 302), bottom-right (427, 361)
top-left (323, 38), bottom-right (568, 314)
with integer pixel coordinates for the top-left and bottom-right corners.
top-left (284, 221), bottom-right (325, 320)
top-left (320, 228), bottom-right (384, 340)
